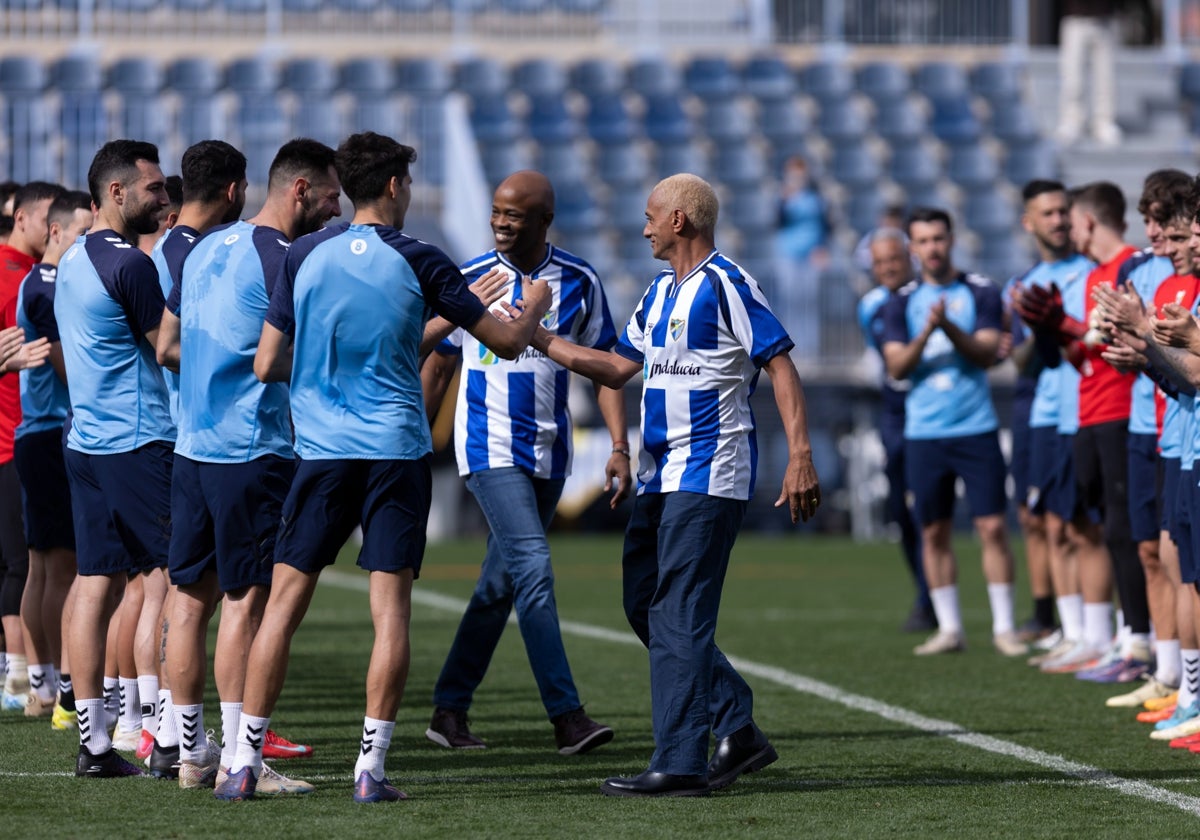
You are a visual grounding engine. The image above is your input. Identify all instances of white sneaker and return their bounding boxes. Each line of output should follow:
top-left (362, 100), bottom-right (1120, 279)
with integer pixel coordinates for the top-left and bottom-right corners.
top-left (1039, 641), bottom-right (1105, 674)
top-left (1032, 628), bottom-right (1064, 652)
top-left (993, 632), bottom-right (1028, 657)
top-left (1106, 677), bottom-right (1178, 709)
top-left (256, 762), bottom-right (314, 796)
top-left (1028, 636), bottom-right (1074, 666)
top-left (914, 630), bottom-right (965, 656)
top-left (178, 732), bottom-right (222, 790)
top-left (112, 725), bottom-right (142, 752)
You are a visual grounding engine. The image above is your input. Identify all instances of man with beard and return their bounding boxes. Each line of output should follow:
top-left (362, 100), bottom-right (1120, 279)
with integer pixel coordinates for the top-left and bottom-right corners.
top-left (54, 140), bottom-right (173, 777)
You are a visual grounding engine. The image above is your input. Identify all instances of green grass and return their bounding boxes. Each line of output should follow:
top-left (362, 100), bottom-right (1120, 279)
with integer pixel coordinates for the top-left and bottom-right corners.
top-left (4, 534), bottom-right (1200, 838)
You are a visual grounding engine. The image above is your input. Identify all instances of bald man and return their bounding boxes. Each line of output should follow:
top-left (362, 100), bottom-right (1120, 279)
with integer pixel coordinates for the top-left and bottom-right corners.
top-left (420, 170), bottom-right (629, 755)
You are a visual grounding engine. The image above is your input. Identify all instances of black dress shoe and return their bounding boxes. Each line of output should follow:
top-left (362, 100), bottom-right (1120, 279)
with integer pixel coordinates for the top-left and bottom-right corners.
top-left (600, 770), bottom-right (710, 798)
top-left (707, 722), bottom-right (778, 791)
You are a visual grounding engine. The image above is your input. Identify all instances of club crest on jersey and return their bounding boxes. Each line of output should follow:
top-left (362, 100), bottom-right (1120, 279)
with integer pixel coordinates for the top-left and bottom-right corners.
top-left (478, 343), bottom-right (499, 366)
top-left (541, 309), bottom-right (557, 330)
top-left (669, 317), bottom-right (685, 341)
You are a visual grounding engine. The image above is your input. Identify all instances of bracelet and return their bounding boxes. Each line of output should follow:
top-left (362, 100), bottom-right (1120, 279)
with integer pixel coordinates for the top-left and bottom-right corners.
top-left (612, 447), bottom-right (630, 457)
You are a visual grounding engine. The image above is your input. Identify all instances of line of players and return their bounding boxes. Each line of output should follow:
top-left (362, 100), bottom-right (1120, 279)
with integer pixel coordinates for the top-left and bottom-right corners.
top-left (860, 169), bottom-right (1200, 748)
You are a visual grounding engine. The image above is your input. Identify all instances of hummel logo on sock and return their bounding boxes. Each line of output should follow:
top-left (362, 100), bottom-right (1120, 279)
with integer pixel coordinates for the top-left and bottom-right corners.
top-left (181, 711), bottom-right (199, 748)
top-left (79, 708), bottom-right (92, 740)
top-left (30, 674), bottom-right (44, 690)
top-left (246, 724), bottom-right (263, 749)
top-left (361, 726), bottom-right (376, 754)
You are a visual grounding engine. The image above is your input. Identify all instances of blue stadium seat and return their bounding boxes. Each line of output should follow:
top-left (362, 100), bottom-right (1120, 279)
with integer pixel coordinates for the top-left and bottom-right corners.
top-left (801, 61), bottom-right (854, 104)
top-left (642, 94), bottom-right (694, 144)
top-left (945, 144), bottom-right (999, 189)
top-left (281, 0), bottom-right (322, 10)
top-left (816, 100), bottom-right (868, 144)
top-left (526, 93), bottom-right (580, 144)
top-left (168, 58), bottom-right (226, 146)
top-left (902, 183), bottom-right (954, 211)
top-left (538, 141), bottom-right (589, 184)
top-left (963, 189), bottom-right (1017, 237)
top-left (703, 98), bottom-right (753, 144)
top-left (712, 144), bottom-right (766, 187)
top-left (108, 57), bottom-right (163, 94)
top-left (617, 232), bottom-right (652, 261)
top-left (284, 57), bottom-right (337, 93)
top-left (389, 0), bottom-right (435, 9)
top-left (397, 57), bottom-right (451, 96)
top-left (855, 61), bottom-right (909, 103)
top-left (167, 57), bottom-right (221, 93)
top-left (53, 55), bottom-right (103, 91)
top-left (408, 97), bottom-right (446, 184)
top-left (499, 0), bottom-right (550, 10)
top-left (758, 97), bottom-right (809, 149)
top-left (223, 0), bottom-right (267, 11)
top-left (596, 143), bottom-right (650, 188)
top-left (929, 98), bottom-right (982, 146)
top-left (889, 144), bottom-right (941, 191)
top-left (1182, 63), bottom-right (1200, 102)
top-left (684, 56), bottom-right (739, 100)
top-left (653, 140), bottom-right (708, 180)
top-left (285, 59), bottom-right (342, 147)
top-left (741, 54), bottom-right (796, 101)
top-left (513, 58), bottom-right (568, 97)
top-left (104, 0), bottom-right (161, 8)
top-left (608, 183), bottom-right (650, 235)
top-left (571, 57), bottom-right (624, 98)
top-left (875, 99), bottom-right (927, 145)
top-left (110, 59), bottom-right (168, 149)
top-left (481, 143), bottom-right (534, 187)
top-left (552, 179), bottom-right (603, 236)
top-left (978, 233), bottom-right (1033, 281)
top-left (845, 189), bottom-right (886, 236)
top-left (0, 56), bottom-right (47, 93)
top-left (168, 0), bottom-right (213, 11)
top-left (555, 0), bottom-right (605, 11)
top-left (471, 97), bottom-right (523, 144)
top-left (226, 57), bottom-right (279, 94)
top-left (55, 57), bottom-right (106, 186)
top-left (1004, 141), bottom-right (1060, 185)
top-left (333, 0), bottom-right (381, 10)
top-left (585, 92), bottom-right (637, 144)
top-left (340, 57), bottom-right (395, 94)
top-left (829, 144), bottom-right (882, 191)
top-left (914, 61), bottom-right (970, 102)
top-left (725, 186), bottom-right (778, 231)
top-left (627, 57), bottom-right (681, 98)
top-left (456, 56), bottom-right (510, 99)
top-left (990, 101), bottom-right (1040, 147)
top-left (970, 61), bottom-right (1023, 104)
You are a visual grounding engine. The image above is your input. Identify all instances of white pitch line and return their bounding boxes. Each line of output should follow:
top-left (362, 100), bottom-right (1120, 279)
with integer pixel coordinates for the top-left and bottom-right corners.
top-left (318, 570), bottom-right (1200, 817)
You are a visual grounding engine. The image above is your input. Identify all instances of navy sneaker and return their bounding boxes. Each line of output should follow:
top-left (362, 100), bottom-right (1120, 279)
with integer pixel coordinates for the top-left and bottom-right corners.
top-left (354, 770), bottom-right (407, 803)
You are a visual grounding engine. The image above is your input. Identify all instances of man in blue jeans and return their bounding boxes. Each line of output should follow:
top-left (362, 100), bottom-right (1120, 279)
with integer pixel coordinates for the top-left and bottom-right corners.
top-left (421, 170), bottom-right (630, 754)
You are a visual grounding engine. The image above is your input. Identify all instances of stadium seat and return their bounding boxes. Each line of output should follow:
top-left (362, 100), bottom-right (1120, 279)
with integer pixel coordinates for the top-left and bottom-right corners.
top-left (724, 186), bottom-right (779, 231)
top-left (285, 59), bottom-right (342, 147)
top-left (571, 57), bottom-right (624, 98)
top-left (0, 56), bottom-right (47, 93)
top-left (914, 61), bottom-right (971, 102)
top-left (456, 56), bottom-right (510, 99)
top-left (888, 144), bottom-right (942, 191)
top-left (945, 144), bottom-right (999, 189)
top-left (970, 61), bottom-right (1023, 104)
top-left (741, 54), bottom-right (796, 101)
top-left (816, 99), bottom-right (868, 144)
top-left (585, 92), bottom-right (637, 144)
top-left (1181, 62), bottom-right (1200, 102)
top-left (627, 57), bottom-right (681, 98)
top-left (513, 58), bottom-right (569, 98)
top-left (683, 56), bottom-right (740, 100)
top-left (53, 55), bottom-right (103, 91)
top-left (703, 97), bottom-right (753, 144)
top-left (281, 0), bottom-right (323, 10)
top-left (607, 183), bottom-right (650, 235)
top-left (471, 96), bottom-right (523, 144)
top-left (226, 57), bottom-right (279, 94)
top-left (223, 0), bottom-right (267, 12)
top-left (758, 97), bottom-right (810, 149)
top-left (167, 57), bottom-right (222, 93)
top-left (963, 189), bottom-right (1017, 237)
top-left (397, 57), bottom-right (451, 96)
top-left (989, 101), bottom-right (1040, 147)
top-left (595, 142), bottom-right (651, 188)
top-left (108, 57), bottom-right (163, 94)
top-left (481, 143), bottom-right (534, 187)
top-left (284, 57), bottom-right (337, 94)
top-left (653, 139), bottom-right (708, 180)
top-left (855, 61), bottom-right (909, 103)
top-left (928, 98), bottom-right (982, 145)
top-left (712, 144), bottom-right (767, 188)
top-left (526, 93), bottom-right (580, 144)
top-left (801, 61), bottom-right (854, 104)
top-left (1004, 141), bottom-right (1060, 185)
top-left (552, 179), bottom-right (604, 236)
top-left (168, 58), bottom-right (226, 146)
top-left (829, 144), bottom-right (882, 191)
top-left (903, 183), bottom-right (955, 211)
top-left (1, 58), bottom-right (53, 183)
top-left (168, 0), bottom-right (214, 11)
top-left (642, 94), bottom-right (694, 144)
top-left (55, 57), bottom-right (107, 187)
top-left (110, 59), bottom-right (168, 150)
top-left (875, 99), bottom-right (927, 146)
top-left (333, 0), bottom-right (381, 10)
top-left (538, 141), bottom-right (589, 184)
top-left (341, 58), bottom-right (401, 137)
top-left (499, 0), bottom-right (550, 11)
top-left (845, 188), bottom-right (886, 236)
top-left (556, 0), bottom-right (606, 12)
top-left (388, 0), bottom-right (435, 9)
top-left (340, 57), bottom-right (395, 93)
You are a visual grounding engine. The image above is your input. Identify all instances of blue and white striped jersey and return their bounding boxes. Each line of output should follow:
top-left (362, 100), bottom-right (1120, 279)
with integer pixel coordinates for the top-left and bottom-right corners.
top-left (438, 246), bottom-right (618, 479)
top-left (55, 230), bottom-right (175, 454)
top-left (613, 250), bottom-right (793, 501)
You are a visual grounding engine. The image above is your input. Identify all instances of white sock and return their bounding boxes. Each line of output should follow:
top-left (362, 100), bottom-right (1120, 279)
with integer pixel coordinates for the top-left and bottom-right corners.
top-left (1155, 639), bottom-right (1182, 687)
top-left (103, 676), bottom-right (120, 728)
top-left (220, 702), bottom-right (243, 769)
top-left (1181, 650), bottom-right (1200, 709)
top-left (157, 689), bottom-right (179, 747)
top-left (137, 675), bottom-right (159, 736)
top-left (176, 703), bottom-right (206, 762)
top-left (231, 713), bottom-right (270, 774)
top-left (353, 717), bottom-right (395, 783)
top-left (117, 677), bottom-right (140, 733)
top-left (77, 698), bottom-right (112, 755)
top-left (1057, 594), bottom-right (1084, 641)
top-left (986, 583), bottom-right (1016, 635)
top-left (1083, 602), bottom-right (1114, 651)
top-left (4, 653), bottom-right (27, 692)
top-left (29, 664), bottom-right (54, 701)
top-left (929, 585), bottom-right (962, 634)
top-left (1124, 632), bottom-right (1150, 659)
top-left (0, 652), bottom-right (8, 680)
top-left (1115, 609), bottom-right (1125, 639)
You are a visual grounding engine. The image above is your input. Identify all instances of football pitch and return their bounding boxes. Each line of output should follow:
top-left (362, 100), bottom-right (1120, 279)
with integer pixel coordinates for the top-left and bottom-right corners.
top-left (4, 533), bottom-right (1200, 838)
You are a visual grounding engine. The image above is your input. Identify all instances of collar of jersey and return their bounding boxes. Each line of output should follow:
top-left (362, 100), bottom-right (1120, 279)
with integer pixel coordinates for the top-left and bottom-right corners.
top-left (669, 249), bottom-right (719, 291)
top-left (495, 244), bottom-right (555, 278)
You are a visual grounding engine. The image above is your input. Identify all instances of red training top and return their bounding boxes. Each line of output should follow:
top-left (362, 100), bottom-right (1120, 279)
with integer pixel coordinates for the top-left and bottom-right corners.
top-left (1079, 245), bottom-right (1139, 429)
top-left (1154, 273), bottom-right (1200, 438)
top-left (0, 245), bottom-right (34, 464)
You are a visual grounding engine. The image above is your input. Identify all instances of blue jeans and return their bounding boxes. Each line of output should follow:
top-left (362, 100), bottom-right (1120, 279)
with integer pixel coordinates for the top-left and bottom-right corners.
top-left (432, 467), bottom-right (580, 719)
top-left (622, 491), bottom-right (753, 776)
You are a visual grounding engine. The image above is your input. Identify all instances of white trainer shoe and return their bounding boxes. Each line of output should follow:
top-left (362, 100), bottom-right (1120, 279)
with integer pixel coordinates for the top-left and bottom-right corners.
top-left (914, 630), bottom-right (966, 656)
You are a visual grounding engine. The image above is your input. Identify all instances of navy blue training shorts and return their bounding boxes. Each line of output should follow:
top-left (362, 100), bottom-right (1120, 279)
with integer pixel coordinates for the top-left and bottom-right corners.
top-left (904, 431), bottom-right (1008, 526)
top-left (13, 427), bottom-right (74, 552)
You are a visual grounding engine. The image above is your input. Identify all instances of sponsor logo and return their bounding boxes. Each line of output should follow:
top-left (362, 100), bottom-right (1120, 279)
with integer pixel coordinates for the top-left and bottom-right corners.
top-left (105, 236), bottom-right (132, 249)
top-left (646, 360), bottom-right (701, 378)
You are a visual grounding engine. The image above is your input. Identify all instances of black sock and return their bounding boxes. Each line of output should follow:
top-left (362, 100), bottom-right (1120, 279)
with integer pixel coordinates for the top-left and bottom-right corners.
top-left (1035, 596), bottom-right (1055, 628)
top-left (58, 673), bottom-right (75, 712)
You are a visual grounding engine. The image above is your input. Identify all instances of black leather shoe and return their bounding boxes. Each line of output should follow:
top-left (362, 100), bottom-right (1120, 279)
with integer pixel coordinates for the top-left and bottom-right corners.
top-left (707, 722), bottom-right (778, 791)
top-left (600, 770), bottom-right (710, 797)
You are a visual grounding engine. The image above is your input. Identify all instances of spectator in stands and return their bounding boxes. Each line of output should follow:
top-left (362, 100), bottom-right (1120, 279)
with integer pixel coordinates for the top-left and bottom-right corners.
top-left (857, 229), bottom-right (935, 633)
top-left (853, 204), bottom-right (907, 275)
top-left (1057, 0), bottom-right (1123, 147)
top-left (775, 155), bottom-right (830, 356)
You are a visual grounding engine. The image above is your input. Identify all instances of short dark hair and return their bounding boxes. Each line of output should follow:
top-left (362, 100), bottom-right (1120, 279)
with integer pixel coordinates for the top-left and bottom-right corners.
top-left (165, 175), bottom-right (183, 210)
top-left (267, 138), bottom-right (336, 192)
top-left (47, 190), bottom-right (92, 228)
top-left (1136, 169), bottom-right (1192, 222)
top-left (180, 140), bottom-right (246, 205)
top-left (1069, 181), bottom-right (1126, 232)
top-left (13, 181), bottom-right (66, 213)
top-left (335, 132), bottom-right (417, 205)
top-left (1188, 175), bottom-right (1200, 224)
top-left (0, 181), bottom-right (22, 213)
top-left (906, 206), bottom-right (953, 236)
top-left (1021, 179), bottom-right (1066, 204)
top-left (87, 140), bottom-right (160, 208)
